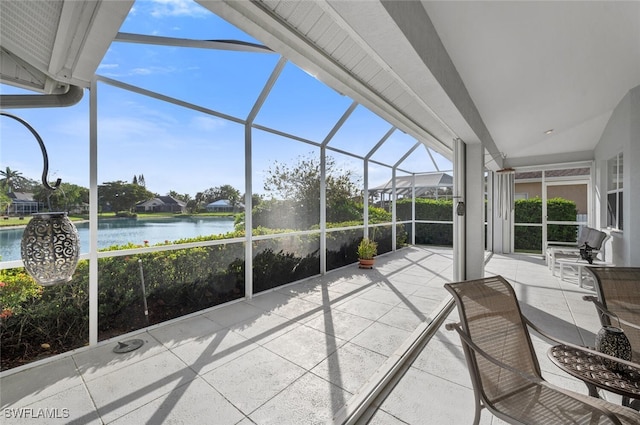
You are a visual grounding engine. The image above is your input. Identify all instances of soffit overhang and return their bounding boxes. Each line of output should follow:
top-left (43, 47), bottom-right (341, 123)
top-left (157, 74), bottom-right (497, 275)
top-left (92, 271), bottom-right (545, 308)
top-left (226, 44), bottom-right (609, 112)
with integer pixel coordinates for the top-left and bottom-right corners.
top-left (0, 0), bottom-right (133, 94)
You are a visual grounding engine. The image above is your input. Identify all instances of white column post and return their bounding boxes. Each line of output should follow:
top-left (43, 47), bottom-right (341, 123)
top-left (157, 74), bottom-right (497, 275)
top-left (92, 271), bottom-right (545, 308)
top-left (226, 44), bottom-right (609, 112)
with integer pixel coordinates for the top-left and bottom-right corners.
top-left (391, 167), bottom-right (397, 251)
top-left (363, 159), bottom-right (369, 239)
top-left (89, 79), bottom-right (98, 345)
top-left (320, 146), bottom-right (327, 274)
top-left (244, 125), bottom-right (253, 298)
top-left (412, 174), bottom-right (416, 245)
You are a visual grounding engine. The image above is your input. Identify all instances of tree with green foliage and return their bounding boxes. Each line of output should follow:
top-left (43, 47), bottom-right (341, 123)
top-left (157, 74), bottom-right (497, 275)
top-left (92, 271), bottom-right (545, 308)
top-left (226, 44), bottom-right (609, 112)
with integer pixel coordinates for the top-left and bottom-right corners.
top-left (0, 191), bottom-right (11, 215)
top-left (99, 181), bottom-right (154, 213)
top-left (201, 184), bottom-right (242, 207)
top-left (185, 199), bottom-right (199, 213)
top-left (0, 167), bottom-right (35, 193)
top-left (0, 167), bottom-right (23, 193)
top-left (168, 191), bottom-right (191, 204)
top-left (132, 174), bottom-right (146, 187)
top-left (33, 182), bottom-right (89, 212)
top-left (260, 153), bottom-right (362, 228)
top-left (249, 193), bottom-right (263, 208)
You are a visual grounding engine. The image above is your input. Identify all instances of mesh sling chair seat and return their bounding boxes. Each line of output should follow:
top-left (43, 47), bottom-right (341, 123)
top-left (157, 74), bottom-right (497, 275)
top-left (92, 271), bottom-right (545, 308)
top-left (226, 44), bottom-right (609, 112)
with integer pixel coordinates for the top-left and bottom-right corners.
top-left (584, 267), bottom-right (640, 408)
top-left (445, 275), bottom-right (640, 425)
top-left (584, 267), bottom-right (640, 361)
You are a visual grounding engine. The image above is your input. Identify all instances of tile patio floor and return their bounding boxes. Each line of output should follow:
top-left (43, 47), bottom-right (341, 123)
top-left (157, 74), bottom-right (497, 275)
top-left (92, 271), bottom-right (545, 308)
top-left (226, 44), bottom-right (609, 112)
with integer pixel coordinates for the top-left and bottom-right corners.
top-left (0, 246), bottom-right (613, 424)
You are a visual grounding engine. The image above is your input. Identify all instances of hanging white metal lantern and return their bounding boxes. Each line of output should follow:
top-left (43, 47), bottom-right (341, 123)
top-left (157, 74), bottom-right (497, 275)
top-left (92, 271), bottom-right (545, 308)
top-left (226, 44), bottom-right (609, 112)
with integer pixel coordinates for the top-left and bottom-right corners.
top-left (2, 111), bottom-right (81, 286)
top-left (21, 212), bottom-right (80, 286)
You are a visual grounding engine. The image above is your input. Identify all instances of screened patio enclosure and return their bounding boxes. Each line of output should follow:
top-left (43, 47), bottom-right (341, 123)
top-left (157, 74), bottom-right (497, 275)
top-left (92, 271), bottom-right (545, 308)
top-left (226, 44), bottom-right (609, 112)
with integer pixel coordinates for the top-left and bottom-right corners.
top-left (2, 0), bottom-right (639, 375)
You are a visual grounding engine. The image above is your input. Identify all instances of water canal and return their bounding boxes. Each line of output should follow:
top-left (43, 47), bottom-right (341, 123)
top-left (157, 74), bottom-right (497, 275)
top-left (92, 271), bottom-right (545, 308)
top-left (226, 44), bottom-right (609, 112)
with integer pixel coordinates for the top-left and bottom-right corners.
top-left (0, 216), bottom-right (236, 262)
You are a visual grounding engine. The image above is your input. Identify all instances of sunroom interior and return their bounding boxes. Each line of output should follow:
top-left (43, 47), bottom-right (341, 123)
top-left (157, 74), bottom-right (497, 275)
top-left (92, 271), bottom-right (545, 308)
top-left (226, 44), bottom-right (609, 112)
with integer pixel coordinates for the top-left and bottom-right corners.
top-left (1, 1), bottom-right (639, 424)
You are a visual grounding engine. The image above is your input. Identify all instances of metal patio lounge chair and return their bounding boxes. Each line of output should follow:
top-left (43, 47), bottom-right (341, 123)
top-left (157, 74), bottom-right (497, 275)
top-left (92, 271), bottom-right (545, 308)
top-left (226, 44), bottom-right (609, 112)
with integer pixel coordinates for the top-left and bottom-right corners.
top-left (547, 227), bottom-right (610, 273)
top-left (584, 267), bottom-right (640, 360)
top-left (445, 275), bottom-right (640, 425)
top-left (584, 266), bottom-right (640, 408)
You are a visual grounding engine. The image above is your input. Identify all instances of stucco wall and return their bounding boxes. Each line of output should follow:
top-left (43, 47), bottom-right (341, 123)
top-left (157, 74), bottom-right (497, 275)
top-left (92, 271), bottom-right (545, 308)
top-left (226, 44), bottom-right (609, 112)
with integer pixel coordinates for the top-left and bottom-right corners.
top-left (594, 85), bottom-right (640, 266)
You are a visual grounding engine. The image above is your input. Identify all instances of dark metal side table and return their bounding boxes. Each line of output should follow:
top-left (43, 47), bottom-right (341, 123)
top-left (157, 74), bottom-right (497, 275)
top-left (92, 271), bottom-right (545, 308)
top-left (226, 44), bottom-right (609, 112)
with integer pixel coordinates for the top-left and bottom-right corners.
top-left (548, 344), bottom-right (640, 410)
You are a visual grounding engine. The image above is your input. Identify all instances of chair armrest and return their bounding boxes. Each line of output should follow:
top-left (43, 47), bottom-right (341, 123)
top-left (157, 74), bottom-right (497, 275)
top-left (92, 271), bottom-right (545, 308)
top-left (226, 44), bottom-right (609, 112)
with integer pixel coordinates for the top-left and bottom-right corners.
top-left (583, 295), bottom-right (612, 325)
top-left (547, 242), bottom-right (579, 248)
top-left (547, 246), bottom-right (603, 254)
top-left (547, 245), bottom-right (579, 253)
top-left (523, 316), bottom-right (640, 369)
top-left (445, 322), bottom-right (624, 425)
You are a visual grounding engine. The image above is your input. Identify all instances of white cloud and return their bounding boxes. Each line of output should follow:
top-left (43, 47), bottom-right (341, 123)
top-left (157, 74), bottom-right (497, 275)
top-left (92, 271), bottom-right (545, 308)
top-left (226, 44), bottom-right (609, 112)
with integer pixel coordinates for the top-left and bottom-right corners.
top-left (131, 68), bottom-right (153, 76)
top-left (130, 66), bottom-right (176, 76)
top-left (149, 0), bottom-right (209, 18)
top-left (190, 116), bottom-right (226, 131)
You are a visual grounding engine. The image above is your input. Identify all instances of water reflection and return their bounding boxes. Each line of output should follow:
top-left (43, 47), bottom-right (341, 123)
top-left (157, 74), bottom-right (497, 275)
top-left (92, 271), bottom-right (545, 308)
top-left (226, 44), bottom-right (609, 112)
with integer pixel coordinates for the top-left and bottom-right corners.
top-left (0, 216), bottom-right (236, 261)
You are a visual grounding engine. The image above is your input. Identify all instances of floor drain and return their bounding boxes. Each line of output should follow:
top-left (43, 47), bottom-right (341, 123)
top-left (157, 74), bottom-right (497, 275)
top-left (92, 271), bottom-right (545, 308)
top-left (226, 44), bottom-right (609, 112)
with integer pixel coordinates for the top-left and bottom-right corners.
top-left (113, 339), bottom-right (144, 353)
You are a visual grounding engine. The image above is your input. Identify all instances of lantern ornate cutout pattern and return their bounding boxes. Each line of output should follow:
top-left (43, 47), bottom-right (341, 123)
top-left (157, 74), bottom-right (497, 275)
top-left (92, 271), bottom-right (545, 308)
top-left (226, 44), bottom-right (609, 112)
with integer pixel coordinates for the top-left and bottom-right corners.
top-left (21, 213), bottom-right (80, 286)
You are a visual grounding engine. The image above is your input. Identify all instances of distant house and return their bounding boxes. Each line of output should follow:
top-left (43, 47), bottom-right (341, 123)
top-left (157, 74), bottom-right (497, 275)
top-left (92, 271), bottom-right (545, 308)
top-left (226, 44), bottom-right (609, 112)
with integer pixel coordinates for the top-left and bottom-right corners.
top-left (136, 196), bottom-right (186, 213)
top-left (68, 203), bottom-right (90, 214)
top-left (369, 172), bottom-right (454, 200)
top-left (205, 199), bottom-right (243, 213)
top-left (6, 192), bottom-right (41, 215)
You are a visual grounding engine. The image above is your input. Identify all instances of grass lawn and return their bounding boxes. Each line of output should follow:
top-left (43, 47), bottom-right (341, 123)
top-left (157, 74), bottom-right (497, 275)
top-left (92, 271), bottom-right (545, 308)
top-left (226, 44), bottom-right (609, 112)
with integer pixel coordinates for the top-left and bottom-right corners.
top-left (0, 216), bottom-right (33, 227)
top-left (0, 212), bottom-right (237, 227)
top-left (0, 215), bottom-right (88, 227)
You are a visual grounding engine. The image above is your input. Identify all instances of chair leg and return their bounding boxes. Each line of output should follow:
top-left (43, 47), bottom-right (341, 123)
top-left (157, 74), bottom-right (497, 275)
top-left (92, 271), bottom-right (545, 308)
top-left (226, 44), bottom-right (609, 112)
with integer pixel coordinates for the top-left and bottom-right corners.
top-left (622, 396), bottom-right (640, 411)
top-left (473, 402), bottom-right (481, 425)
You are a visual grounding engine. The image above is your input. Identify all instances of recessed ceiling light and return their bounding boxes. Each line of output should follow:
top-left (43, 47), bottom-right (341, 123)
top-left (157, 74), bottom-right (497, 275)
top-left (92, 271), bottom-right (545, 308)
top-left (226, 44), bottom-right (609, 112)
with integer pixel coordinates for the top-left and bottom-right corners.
top-left (544, 129), bottom-right (554, 135)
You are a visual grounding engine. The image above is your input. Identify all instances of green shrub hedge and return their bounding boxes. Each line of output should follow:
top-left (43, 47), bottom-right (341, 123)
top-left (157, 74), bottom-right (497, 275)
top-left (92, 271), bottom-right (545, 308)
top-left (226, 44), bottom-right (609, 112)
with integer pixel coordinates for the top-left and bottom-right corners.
top-left (514, 197), bottom-right (578, 251)
top-left (395, 197), bottom-right (577, 250)
top-left (1, 233), bottom-right (248, 370)
top-left (397, 198), bottom-right (454, 246)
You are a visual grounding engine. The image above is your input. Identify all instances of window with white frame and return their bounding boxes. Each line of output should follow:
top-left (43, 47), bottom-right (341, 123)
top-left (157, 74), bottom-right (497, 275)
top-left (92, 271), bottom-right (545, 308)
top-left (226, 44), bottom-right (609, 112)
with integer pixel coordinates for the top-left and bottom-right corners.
top-left (606, 153), bottom-right (623, 230)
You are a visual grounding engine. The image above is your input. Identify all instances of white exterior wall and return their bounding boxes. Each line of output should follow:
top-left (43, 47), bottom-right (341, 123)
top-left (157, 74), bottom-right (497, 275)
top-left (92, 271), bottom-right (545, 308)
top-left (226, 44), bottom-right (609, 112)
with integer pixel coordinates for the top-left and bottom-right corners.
top-left (594, 85), bottom-right (640, 266)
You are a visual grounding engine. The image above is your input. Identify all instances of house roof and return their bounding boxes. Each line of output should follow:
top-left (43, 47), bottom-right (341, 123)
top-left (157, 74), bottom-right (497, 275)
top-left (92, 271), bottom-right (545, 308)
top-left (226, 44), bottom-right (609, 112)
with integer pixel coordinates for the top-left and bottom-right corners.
top-left (208, 200), bottom-right (231, 206)
top-left (136, 196), bottom-right (186, 207)
top-left (157, 196), bottom-right (186, 207)
top-left (7, 192), bottom-right (36, 202)
top-left (206, 199), bottom-right (242, 208)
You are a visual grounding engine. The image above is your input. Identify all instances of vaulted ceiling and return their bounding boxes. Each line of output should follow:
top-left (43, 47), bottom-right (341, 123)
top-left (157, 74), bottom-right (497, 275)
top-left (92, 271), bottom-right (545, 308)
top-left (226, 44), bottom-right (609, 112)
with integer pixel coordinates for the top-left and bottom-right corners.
top-left (2, 1), bottom-right (638, 170)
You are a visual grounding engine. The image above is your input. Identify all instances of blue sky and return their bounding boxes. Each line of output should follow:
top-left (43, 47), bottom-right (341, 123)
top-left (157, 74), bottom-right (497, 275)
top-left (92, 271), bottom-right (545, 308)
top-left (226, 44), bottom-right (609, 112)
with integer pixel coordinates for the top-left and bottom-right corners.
top-left (1, 0), bottom-right (451, 198)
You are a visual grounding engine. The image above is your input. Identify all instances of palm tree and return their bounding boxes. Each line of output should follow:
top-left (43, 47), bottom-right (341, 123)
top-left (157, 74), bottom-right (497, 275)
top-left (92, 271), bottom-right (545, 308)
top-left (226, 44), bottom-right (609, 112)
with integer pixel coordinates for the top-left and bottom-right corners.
top-left (0, 191), bottom-right (11, 215)
top-left (0, 167), bottom-right (25, 193)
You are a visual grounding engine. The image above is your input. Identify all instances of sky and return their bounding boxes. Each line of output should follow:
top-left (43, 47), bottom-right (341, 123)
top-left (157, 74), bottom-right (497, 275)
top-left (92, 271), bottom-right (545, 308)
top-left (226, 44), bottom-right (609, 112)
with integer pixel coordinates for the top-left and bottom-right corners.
top-left (0, 0), bottom-right (452, 199)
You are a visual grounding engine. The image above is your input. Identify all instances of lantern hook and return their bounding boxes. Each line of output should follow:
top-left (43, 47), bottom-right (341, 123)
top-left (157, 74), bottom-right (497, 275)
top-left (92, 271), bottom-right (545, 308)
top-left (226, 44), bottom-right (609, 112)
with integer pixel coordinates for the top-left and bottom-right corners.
top-left (1, 111), bottom-right (62, 191)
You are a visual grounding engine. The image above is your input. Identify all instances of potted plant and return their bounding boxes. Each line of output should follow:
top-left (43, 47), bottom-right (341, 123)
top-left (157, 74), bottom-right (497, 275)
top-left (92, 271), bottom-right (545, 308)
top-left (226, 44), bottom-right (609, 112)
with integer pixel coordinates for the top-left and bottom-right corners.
top-left (357, 237), bottom-right (377, 269)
